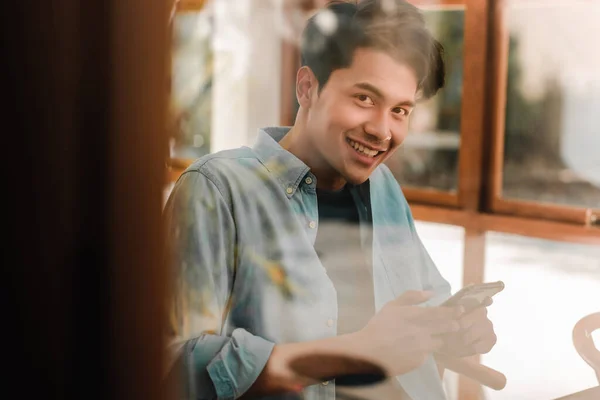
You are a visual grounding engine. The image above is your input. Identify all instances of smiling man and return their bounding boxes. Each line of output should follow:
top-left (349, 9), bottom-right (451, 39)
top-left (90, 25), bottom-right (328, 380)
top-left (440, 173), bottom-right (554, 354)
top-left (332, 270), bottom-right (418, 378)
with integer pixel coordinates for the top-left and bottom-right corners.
top-left (164, 1), bottom-right (497, 400)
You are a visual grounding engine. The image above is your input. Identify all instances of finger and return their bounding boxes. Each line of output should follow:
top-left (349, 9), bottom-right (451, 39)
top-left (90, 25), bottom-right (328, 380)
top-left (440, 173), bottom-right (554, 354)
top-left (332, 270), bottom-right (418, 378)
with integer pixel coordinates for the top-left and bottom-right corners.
top-left (441, 302), bottom-right (470, 319)
top-left (411, 305), bottom-right (463, 323)
top-left (416, 314), bottom-right (462, 335)
top-left (483, 296), bottom-right (494, 307)
top-left (459, 305), bottom-right (488, 330)
top-left (462, 297), bottom-right (493, 314)
top-left (471, 331), bottom-right (497, 354)
top-left (430, 320), bottom-right (461, 335)
top-left (463, 319), bottom-right (494, 348)
top-left (412, 332), bottom-right (445, 353)
top-left (393, 290), bottom-right (434, 306)
top-left (436, 337), bottom-right (475, 358)
top-left (459, 298), bottom-right (482, 313)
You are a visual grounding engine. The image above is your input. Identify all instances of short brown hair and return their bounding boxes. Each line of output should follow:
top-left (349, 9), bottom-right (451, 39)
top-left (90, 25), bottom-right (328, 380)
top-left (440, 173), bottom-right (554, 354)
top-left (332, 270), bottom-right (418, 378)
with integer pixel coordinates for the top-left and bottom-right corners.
top-left (301, 0), bottom-right (445, 99)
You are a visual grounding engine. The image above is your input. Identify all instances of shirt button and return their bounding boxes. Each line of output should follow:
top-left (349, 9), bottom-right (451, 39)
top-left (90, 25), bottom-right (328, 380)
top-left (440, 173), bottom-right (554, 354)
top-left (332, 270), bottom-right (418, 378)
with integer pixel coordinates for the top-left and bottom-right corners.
top-left (309, 221), bottom-right (316, 229)
top-left (305, 177), bottom-right (313, 185)
top-left (326, 319), bottom-right (334, 327)
top-left (322, 380), bottom-right (330, 386)
top-left (286, 187), bottom-right (293, 195)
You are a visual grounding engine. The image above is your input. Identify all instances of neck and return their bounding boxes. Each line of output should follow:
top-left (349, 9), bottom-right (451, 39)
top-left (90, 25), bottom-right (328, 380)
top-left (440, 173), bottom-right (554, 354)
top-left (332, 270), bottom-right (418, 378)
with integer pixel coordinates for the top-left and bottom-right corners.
top-left (279, 115), bottom-right (346, 191)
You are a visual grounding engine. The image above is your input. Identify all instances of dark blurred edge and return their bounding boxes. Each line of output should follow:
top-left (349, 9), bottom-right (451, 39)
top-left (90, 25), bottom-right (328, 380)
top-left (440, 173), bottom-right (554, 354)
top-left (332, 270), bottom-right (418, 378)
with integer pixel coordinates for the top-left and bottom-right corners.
top-left (3, 1), bottom-right (170, 399)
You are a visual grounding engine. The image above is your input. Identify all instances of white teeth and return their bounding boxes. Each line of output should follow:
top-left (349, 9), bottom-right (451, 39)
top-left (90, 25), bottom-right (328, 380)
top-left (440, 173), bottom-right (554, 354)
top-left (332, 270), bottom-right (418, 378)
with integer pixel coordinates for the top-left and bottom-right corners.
top-left (348, 139), bottom-right (379, 157)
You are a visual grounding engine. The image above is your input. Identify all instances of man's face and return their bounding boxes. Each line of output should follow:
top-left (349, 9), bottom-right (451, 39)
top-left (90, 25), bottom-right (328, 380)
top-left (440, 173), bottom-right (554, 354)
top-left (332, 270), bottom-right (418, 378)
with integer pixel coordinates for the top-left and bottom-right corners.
top-left (302, 47), bottom-right (418, 188)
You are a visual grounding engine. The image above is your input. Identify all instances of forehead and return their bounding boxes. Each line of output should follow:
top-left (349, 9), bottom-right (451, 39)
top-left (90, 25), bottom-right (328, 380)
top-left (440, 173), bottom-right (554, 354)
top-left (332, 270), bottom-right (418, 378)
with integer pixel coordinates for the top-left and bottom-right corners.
top-left (325, 47), bottom-right (419, 101)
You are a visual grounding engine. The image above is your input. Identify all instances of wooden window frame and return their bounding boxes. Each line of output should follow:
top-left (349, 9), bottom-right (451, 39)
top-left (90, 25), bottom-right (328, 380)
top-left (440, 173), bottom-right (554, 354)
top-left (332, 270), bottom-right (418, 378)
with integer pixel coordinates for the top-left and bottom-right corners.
top-left (174, 0), bottom-right (208, 13)
top-left (487, 0), bottom-right (600, 227)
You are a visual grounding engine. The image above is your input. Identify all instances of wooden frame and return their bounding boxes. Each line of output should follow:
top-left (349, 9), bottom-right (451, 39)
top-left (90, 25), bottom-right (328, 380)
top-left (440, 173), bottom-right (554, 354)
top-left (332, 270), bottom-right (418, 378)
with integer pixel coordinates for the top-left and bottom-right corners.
top-left (483, 0), bottom-right (509, 219)
top-left (455, 0), bottom-right (488, 211)
top-left (412, 204), bottom-right (600, 246)
top-left (403, 187), bottom-right (460, 208)
top-left (405, 0), bottom-right (471, 209)
top-left (409, 0), bottom-right (466, 8)
top-left (407, 0), bottom-right (492, 212)
top-left (176, 0), bottom-right (208, 13)
top-left (487, 0), bottom-right (600, 226)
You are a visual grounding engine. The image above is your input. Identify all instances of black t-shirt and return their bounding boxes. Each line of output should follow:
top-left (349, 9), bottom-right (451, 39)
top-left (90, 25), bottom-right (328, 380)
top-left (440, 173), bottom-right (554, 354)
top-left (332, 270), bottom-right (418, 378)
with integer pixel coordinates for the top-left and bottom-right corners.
top-left (314, 184), bottom-right (375, 336)
top-left (314, 185), bottom-right (410, 396)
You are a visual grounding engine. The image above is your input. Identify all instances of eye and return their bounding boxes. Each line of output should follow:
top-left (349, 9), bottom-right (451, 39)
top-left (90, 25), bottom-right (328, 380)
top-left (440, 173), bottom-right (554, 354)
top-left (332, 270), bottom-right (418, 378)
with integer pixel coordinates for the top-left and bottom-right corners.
top-left (356, 94), bottom-right (374, 105)
top-left (392, 107), bottom-right (409, 116)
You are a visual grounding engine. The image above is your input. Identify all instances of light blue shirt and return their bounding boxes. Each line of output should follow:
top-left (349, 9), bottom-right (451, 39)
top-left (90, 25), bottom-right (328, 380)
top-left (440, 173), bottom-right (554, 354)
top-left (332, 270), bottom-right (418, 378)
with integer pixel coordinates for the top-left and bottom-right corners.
top-left (164, 127), bottom-right (452, 400)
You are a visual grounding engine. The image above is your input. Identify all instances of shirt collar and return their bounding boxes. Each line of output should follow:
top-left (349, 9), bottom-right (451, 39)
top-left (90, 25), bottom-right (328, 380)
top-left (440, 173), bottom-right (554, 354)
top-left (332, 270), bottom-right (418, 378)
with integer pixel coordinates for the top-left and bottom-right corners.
top-left (252, 127), bottom-right (311, 198)
top-left (252, 126), bottom-right (371, 202)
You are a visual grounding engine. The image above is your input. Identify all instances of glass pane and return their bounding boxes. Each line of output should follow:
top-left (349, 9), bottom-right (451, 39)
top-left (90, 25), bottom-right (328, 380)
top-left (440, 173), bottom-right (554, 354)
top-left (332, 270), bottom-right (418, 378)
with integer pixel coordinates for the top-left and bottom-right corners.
top-left (170, 10), bottom-right (213, 159)
top-left (386, 8), bottom-right (465, 192)
top-left (414, 221), bottom-right (465, 400)
top-left (502, 1), bottom-right (600, 208)
top-left (482, 232), bottom-right (600, 399)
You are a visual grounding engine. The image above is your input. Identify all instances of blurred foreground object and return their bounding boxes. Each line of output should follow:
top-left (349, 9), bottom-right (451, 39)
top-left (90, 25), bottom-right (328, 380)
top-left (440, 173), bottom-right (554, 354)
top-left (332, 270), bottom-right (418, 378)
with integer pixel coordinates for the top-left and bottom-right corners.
top-left (287, 350), bottom-right (507, 398)
top-left (435, 353), bottom-right (506, 391)
top-left (4, 0), bottom-right (170, 399)
top-left (552, 312), bottom-right (600, 400)
top-left (573, 312), bottom-right (600, 383)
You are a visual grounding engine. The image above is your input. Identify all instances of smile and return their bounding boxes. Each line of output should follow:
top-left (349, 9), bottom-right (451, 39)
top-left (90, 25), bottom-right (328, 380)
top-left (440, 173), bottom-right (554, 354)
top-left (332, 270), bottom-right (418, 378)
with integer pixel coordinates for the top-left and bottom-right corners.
top-left (346, 138), bottom-right (384, 158)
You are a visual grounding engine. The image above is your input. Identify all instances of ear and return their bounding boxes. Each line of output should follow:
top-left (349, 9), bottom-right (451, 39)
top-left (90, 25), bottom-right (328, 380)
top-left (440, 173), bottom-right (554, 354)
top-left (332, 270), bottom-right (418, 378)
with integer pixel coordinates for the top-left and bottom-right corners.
top-left (296, 66), bottom-right (318, 108)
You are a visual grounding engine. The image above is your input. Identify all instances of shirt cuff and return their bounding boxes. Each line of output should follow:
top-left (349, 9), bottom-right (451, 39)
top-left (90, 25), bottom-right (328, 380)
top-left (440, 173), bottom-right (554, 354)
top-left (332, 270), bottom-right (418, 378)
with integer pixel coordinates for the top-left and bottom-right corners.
top-left (207, 328), bottom-right (275, 399)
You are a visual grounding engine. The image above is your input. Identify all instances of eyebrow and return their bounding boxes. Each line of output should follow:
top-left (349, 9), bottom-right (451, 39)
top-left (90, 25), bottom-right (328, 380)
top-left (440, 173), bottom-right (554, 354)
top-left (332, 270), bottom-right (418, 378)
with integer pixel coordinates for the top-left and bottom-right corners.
top-left (353, 82), bottom-right (416, 108)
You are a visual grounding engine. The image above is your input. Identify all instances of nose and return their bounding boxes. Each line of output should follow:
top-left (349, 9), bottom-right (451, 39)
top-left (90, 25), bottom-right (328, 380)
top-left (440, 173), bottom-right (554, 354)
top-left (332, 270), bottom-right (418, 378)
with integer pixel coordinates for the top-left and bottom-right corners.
top-left (363, 111), bottom-right (391, 143)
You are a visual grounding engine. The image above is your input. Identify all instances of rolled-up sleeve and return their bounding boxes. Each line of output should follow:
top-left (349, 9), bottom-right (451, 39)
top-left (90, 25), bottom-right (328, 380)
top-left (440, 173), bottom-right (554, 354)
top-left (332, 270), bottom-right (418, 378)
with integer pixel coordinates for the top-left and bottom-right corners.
top-left (164, 168), bottom-right (274, 399)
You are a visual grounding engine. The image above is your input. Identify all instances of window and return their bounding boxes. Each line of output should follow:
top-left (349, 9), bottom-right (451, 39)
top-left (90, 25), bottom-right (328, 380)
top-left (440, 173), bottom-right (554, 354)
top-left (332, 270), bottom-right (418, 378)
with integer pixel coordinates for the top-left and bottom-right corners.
top-left (387, 7), bottom-right (465, 193)
top-left (482, 232), bottom-right (600, 399)
top-left (415, 220), bottom-right (465, 400)
top-left (489, 0), bottom-right (600, 225)
top-left (170, 10), bottom-right (213, 160)
top-left (166, 0), bottom-right (214, 183)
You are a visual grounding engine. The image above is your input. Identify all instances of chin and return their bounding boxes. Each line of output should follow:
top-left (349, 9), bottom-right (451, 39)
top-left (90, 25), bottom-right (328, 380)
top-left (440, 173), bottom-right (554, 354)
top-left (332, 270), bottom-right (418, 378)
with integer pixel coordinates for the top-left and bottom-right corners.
top-left (344, 172), bottom-right (371, 186)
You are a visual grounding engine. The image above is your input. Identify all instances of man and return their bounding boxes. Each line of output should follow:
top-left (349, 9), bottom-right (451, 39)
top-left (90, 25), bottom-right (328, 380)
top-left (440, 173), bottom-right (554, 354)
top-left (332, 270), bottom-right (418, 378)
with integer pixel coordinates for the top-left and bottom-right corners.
top-left (164, 1), bottom-right (497, 399)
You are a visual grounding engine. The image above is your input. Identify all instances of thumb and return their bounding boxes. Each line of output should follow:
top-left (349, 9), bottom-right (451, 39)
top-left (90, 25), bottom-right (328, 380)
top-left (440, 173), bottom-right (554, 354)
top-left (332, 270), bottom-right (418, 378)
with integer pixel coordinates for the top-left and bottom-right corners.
top-left (394, 290), bottom-right (434, 306)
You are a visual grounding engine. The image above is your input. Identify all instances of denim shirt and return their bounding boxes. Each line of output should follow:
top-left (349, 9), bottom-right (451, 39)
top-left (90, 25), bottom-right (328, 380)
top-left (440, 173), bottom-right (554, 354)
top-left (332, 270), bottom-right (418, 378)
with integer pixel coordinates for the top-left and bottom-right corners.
top-left (164, 127), bottom-right (452, 400)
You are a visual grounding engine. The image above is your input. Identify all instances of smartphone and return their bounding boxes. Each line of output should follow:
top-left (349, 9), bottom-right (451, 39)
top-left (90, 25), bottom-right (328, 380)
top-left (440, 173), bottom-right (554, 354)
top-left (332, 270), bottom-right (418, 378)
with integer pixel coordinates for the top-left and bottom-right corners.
top-left (442, 281), bottom-right (505, 311)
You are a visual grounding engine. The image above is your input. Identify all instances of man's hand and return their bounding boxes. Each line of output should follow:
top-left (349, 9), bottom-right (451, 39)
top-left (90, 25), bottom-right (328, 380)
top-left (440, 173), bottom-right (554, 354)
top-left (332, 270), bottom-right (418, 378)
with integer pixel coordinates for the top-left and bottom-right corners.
top-left (437, 298), bottom-right (497, 358)
top-left (355, 290), bottom-right (463, 376)
top-left (243, 291), bottom-right (465, 398)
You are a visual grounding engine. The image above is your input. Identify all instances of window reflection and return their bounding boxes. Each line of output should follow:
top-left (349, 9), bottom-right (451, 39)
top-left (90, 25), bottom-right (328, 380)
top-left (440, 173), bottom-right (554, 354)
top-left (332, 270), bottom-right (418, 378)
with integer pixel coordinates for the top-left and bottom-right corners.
top-left (387, 8), bottom-right (465, 192)
top-left (502, 1), bottom-right (600, 209)
top-left (415, 221), bottom-right (465, 400)
top-left (170, 9), bottom-right (213, 160)
top-left (482, 231), bottom-right (600, 399)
